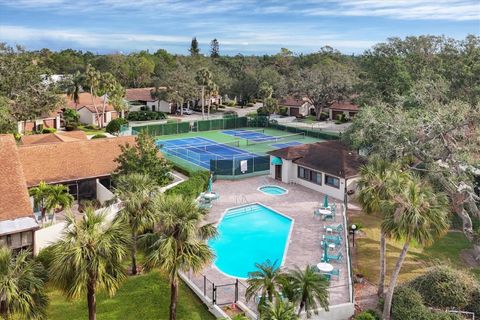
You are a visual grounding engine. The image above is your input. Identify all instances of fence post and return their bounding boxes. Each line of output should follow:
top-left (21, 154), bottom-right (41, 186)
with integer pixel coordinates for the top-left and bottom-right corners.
top-left (235, 279), bottom-right (239, 302)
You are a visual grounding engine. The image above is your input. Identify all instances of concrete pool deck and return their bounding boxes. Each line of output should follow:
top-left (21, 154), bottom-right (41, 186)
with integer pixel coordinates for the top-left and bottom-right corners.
top-left (186, 175), bottom-right (353, 316)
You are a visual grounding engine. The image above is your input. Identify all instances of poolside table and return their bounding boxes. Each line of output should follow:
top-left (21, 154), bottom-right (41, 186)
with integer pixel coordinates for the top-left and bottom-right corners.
top-left (317, 208), bottom-right (332, 215)
top-left (316, 262), bottom-right (334, 273)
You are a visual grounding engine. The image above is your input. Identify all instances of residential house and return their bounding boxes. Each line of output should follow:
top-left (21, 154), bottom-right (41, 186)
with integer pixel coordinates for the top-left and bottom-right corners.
top-left (279, 97), bottom-right (314, 117)
top-left (125, 87), bottom-right (173, 114)
top-left (267, 141), bottom-right (364, 201)
top-left (0, 135), bottom-right (39, 252)
top-left (64, 92), bottom-right (118, 127)
top-left (17, 110), bottom-right (62, 134)
top-left (328, 101), bottom-right (360, 120)
top-left (0, 133), bottom-right (138, 252)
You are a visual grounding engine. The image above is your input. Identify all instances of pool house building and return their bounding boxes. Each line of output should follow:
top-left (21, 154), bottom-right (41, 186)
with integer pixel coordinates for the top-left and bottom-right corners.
top-left (267, 141), bottom-right (363, 202)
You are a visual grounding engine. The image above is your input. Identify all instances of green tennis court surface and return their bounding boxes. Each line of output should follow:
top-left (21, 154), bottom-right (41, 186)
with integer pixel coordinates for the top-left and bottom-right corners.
top-left (155, 128), bottom-right (323, 155)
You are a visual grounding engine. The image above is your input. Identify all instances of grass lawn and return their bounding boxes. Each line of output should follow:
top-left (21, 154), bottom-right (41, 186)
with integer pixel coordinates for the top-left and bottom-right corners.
top-left (47, 271), bottom-right (215, 320)
top-left (350, 213), bottom-right (478, 284)
top-left (77, 125), bottom-right (106, 135)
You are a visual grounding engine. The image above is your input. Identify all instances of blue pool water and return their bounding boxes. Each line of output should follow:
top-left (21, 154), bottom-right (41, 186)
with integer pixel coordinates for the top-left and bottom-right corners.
top-left (259, 185), bottom-right (288, 195)
top-left (209, 204), bottom-right (293, 278)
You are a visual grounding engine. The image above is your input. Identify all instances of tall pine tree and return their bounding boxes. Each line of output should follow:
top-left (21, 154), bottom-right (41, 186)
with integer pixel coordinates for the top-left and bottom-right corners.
top-left (210, 38), bottom-right (220, 58)
top-left (189, 37), bottom-right (200, 56)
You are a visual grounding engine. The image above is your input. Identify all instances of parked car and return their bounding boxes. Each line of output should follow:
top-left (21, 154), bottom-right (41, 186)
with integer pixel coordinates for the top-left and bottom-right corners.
top-left (182, 108), bottom-right (194, 115)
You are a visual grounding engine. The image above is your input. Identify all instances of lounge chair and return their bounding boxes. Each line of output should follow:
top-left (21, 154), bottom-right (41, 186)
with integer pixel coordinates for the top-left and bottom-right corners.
top-left (322, 234), bottom-right (342, 245)
top-left (322, 213), bottom-right (334, 221)
top-left (324, 224), bottom-right (343, 234)
top-left (320, 241), bottom-right (336, 250)
top-left (328, 252), bottom-right (343, 262)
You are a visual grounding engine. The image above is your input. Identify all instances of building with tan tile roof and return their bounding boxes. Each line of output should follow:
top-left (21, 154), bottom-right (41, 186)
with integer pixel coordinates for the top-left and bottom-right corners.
top-left (18, 136), bottom-right (136, 187)
top-left (0, 135), bottom-right (38, 250)
top-left (20, 131), bottom-right (87, 145)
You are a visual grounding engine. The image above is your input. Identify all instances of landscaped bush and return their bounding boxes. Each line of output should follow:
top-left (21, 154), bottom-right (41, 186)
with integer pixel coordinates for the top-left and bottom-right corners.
top-left (391, 286), bottom-right (431, 320)
top-left (246, 102), bottom-right (255, 107)
top-left (354, 311), bottom-right (377, 320)
top-left (466, 285), bottom-right (480, 315)
top-left (279, 106), bottom-right (288, 116)
top-left (64, 123), bottom-right (78, 131)
top-left (84, 124), bottom-right (99, 130)
top-left (408, 265), bottom-right (477, 310)
top-left (165, 171), bottom-right (210, 199)
top-left (319, 111), bottom-right (329, 121)
top-left (91, 133), bottom-right (107, 139)
top-left (226, 101), bottom-right (236, 107)
top-left (42, 127), bottom-right (57, 134)
top-left (127, 110), bottom-right (166, 121)
top-left (105, 118), bottom-right (128, 135)
top-left (256, 107), bottom-right (269, 116)
top-left (36, 246), bottom-right (54, 281)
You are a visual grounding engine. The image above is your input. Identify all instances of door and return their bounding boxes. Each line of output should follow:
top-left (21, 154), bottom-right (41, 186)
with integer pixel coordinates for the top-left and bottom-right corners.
top-left (275, 165), bottom-right (282, 181)
top-left (289, 107), bottom-right (299, 117)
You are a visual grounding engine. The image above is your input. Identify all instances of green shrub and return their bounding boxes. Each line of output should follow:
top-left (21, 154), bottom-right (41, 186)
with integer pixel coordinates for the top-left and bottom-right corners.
top-left (106, 118), bottom-right (128, 135)
top-left (355, 311), bottom-right (376, 320)
top-left (246, 102), bottom-right (255, 107)
top-left (65, 123), bottom-right (78, 131)
top-left (91, 133), bottom-right (107, 139)
top-left (279, 106), bottom-right (288, 116)
top-left (41, 127), bottom-right (56, 133)
top-left (84, 124), bottom-right (99, 130)
top-left (431, 312), bottom-right (464, 320)
top-left (319, 111), bottom-right (328, 120)
top-left (226, 101), bottom-right (236, 107)
top-left (256, 107), bottom-right (269, 116)
top-left (223, 110), bottom-right (238, 118)
top-left (165, 171), bottom-right (210, 199)
top-left (465, 284), bottom-right (480, 315)
top-left (127, 111), bottom-right (166, 121)
top-left (408, 265), bottom-right (477, 309)
top-left (36, 246), bottom-right (55, 281)
top-left (391, 286), bottom-right (431, 320)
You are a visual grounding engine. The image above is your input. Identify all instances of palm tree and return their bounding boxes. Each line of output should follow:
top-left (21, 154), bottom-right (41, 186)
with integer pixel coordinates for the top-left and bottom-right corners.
top-left (0, 247), bottom-right (48, 319)
top-left (356, 156), bottom-right (404, 297)
top-left (195, 68), bottom-right (213, 120)
top-left (64, 71), bottom-right (84, 106)
top-left (84, 64), bottom-right (102, 127)
top-left (114, 173), bottom-right (157, 275)
top-left (246, 260), bottom-right (282, 308)
top-left (29, 181), bottom-right (73, 224)
top-left (44, 184), bottom-right (74, 223)
top-left (141, 194), bottom-right (217, 320)
top-left (381, 175), bottom-right (449, 320)
top-left (260, 299), bottom-right (299, 320)
top-left (49, 208), bottom-right (130, 320)
top-left (284, 265), bottom-right (329, 318)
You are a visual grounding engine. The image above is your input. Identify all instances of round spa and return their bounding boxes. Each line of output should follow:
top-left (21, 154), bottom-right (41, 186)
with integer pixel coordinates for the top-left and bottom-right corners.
top-left (258, 185), bottom-right (288, 196)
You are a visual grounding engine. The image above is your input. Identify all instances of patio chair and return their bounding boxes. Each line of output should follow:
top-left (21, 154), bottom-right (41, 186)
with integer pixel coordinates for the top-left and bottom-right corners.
top-left (322, 234), bottom-right (342, 245)
top-left (322, 273), bottom-right (332, 281)
top-left (328, 252), bottom-right (343, 262)
top-left (326, 268), bottom-right (340, 279)
top-left (320, 241), bottom-right (336, 250)
top-left (322, 212), bottom-right (334, 221)
top-left (324, 224), bottom-right (343, 234)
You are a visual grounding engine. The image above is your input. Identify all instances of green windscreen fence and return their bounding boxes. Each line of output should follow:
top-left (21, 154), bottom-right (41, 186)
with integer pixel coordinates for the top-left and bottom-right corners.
top-left (210, 155), bottom-right (270, 177)
top-left (131, 117), bottom-right (249, 136)
top-left (268, 122), bottom-right (341, 140)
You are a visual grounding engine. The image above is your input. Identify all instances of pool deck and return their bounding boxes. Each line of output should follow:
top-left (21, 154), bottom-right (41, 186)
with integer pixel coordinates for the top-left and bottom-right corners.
top-left (187, 175), bottom-right (352, 312)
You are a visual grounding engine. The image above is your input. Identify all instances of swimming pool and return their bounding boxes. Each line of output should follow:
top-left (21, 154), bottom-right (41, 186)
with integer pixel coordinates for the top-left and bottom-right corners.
top-left (258, 185), bottom-right (288, 195)
top-left (209, 203), bottom-right (293, 278)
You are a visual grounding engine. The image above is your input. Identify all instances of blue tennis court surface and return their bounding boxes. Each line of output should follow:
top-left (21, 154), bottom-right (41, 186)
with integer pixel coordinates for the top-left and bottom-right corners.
top-left (222, 129), bottom-right (276, 142)
top-left (156, 137), bottom-right (257, 169)
top-left (271, 141), bottom-right (303, 148)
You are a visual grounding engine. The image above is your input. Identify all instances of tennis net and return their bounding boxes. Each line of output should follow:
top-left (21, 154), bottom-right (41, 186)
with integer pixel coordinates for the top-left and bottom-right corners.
top-left (233, 128), bottom-right (265, 136)
top-left (159, 140), bottom-right (241, 151)
top-left (246, 132), bottom-right (306, 146)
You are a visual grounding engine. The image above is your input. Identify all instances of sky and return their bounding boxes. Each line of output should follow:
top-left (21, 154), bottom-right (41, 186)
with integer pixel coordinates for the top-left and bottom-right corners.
top-left (0, 0), bottom-right (479, 55)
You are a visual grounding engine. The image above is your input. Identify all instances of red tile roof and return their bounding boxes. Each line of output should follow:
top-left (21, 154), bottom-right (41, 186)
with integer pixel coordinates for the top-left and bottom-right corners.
top-left (18, 136), bottom-right (136, 187)
top-left (279, 97), bottom-right (310, 107)
top-left (0, 135), bottom-right (34, 221)
top-left (64, 92), bottom-right (116, 112)
top-left (268, 141), bottom-right (364, 178)
top-left (329, 101), bottom-right (359, 112)
top-left (20, 131), bottom-right (87, 145)
top-left (126, 87), bottom-right (166, 102)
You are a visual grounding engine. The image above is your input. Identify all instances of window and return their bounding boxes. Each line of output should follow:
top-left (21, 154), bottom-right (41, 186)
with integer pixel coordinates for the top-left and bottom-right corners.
top-left (325, 175), bottom-right (340, 188)
top-left (297, 166), bottom-right (322, 185)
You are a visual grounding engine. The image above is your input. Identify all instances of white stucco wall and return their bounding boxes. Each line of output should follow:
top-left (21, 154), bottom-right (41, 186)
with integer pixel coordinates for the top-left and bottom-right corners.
top-left (269, 156), bottom-right (350, 200)
top-left (78, 108), bottom-right (96, 125)
top-left (96, 179), bottom-right (114, 204)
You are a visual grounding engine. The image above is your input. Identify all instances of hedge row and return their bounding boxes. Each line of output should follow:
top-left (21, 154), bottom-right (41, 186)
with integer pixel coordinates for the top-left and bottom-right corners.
top-left (165, 171), bottom-right (210, 199)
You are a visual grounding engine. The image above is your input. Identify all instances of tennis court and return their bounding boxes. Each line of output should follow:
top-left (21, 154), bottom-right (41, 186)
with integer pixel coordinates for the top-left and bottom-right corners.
top-left (157, 137), bottom-right (258, 170)
top-left (271, 141), bottom-right (303, 148)
top-left (221, 129), bottom-right (275, 142)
